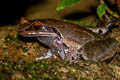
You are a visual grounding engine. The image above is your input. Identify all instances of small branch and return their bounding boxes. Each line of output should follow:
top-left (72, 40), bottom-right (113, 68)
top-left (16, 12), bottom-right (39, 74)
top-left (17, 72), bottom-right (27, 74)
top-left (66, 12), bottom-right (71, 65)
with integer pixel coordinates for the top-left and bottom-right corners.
top-left (104, 14), bottom-right (111, 22)
top-left (100, 0), bottom-right (120, 18)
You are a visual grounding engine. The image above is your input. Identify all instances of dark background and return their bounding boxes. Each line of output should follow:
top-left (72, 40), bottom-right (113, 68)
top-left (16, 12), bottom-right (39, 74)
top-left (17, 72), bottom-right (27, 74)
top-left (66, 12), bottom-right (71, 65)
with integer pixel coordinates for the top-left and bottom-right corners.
top-left (0, 0), bottom-right (46, 25)
top-left (0, 0), bottom-right (97, 26)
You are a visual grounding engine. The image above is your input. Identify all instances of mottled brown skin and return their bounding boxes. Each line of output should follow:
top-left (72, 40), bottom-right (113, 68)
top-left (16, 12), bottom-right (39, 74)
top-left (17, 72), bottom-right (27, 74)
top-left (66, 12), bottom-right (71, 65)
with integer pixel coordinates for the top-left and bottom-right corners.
top-left (19, 19), bottom-right (103, 45)
top-left (80, 38), bottom-right (118, 62)
top-left (18, 18), bottom-right (119, 62)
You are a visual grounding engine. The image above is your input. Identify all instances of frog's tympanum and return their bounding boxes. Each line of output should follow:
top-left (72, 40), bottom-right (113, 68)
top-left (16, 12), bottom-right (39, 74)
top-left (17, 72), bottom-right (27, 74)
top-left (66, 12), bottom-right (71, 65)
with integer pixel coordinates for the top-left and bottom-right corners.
top-left (18, 17), bottom-right (119, 62)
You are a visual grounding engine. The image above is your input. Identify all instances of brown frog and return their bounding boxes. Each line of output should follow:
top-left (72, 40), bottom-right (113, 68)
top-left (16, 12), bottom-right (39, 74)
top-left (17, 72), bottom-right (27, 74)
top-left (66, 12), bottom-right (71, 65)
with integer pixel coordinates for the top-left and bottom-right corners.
top-left (18, 17), bottom-right (119, 62)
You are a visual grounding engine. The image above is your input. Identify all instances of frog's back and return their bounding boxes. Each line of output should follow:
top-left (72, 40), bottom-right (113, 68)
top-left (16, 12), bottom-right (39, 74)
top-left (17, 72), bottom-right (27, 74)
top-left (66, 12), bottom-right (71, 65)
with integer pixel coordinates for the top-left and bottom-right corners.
top-left (38, 19), bottom-right (101, 44)
top-left (37, 19), bottom-right (88, 31)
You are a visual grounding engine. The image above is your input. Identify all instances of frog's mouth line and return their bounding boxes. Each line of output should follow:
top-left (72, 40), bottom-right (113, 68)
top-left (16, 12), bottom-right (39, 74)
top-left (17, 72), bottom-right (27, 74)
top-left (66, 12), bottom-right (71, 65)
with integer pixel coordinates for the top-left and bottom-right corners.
top-left (19, 31), bottom-right (58, 37)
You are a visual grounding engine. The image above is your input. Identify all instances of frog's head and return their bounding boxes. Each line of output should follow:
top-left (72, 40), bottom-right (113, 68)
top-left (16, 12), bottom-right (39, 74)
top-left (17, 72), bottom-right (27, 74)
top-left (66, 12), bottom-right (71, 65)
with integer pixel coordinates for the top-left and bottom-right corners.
top-left (18, 18), bottom-right (69, 59)
top-left (19, 17), bottom-right (63, 38)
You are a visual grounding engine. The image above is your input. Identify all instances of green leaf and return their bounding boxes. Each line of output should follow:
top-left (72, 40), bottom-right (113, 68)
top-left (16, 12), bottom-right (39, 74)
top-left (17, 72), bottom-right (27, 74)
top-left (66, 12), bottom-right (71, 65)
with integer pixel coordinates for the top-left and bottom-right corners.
top-left (56, 0), bottom-right (80, 11)
top-left (97, 3), bottom-right (106, 19)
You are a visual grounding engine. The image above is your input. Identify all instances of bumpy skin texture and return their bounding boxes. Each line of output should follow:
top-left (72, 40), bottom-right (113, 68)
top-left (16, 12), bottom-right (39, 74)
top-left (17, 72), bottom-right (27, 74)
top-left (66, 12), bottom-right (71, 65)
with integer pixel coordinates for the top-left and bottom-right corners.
top-left (80, 38), bottom-right (118, 62)
top-left (18, 18), bottom-right (119, 62)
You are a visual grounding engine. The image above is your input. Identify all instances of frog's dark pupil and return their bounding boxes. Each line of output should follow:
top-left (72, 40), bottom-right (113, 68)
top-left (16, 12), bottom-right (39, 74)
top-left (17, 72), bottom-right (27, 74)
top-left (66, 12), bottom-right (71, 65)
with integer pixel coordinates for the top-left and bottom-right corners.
top-left (34, 26), bottom-right (40, 30)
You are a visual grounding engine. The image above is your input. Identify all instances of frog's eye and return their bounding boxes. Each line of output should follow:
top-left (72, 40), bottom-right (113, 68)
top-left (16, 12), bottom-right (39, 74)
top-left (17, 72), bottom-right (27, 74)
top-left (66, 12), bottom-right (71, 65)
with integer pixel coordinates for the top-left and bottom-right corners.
top-left (33, 26), bottom-right (40, 30)
top-left (32, 22), bottom-right (43, 30)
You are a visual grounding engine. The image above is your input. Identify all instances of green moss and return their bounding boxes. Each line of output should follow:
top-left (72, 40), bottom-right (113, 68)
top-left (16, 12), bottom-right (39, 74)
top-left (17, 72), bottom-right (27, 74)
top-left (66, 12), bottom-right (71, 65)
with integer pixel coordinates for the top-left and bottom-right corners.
top-left (22, 47), bottom-right (28, 53)
top-left (0, 58), bottom-right (119, 80)
top-left (80, 78), bottom-right (90, 80)
top-left (4, 34), bottom-right (20, 45)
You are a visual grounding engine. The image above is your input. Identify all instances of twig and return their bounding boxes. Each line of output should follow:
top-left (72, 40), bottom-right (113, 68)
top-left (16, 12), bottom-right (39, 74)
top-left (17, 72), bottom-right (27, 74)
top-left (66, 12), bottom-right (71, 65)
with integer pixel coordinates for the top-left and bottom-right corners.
top-left (100, 0), bottom-right (120, 19)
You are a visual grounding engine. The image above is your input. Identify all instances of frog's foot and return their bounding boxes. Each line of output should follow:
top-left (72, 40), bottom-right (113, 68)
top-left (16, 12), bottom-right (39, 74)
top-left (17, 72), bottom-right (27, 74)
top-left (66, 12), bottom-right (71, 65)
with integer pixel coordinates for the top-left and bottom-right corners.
top-left (87, 27), bottom-right (108, 35)
top-left (35, 50), bottom-right (56, 61)
top-left (57, 49), bottom-right (68, 59)
top-left (51, 48), bottom-right (68, 60)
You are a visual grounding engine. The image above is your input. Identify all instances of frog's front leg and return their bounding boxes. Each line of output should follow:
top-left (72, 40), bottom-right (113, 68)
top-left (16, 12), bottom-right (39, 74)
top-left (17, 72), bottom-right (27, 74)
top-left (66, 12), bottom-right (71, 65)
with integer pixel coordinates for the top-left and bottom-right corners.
top-left (35, 48), bottom-right (66, 61)
top-left (87, 19), bottom-right (120, 34)
top-left (35, 50), bottom-right (55, 61)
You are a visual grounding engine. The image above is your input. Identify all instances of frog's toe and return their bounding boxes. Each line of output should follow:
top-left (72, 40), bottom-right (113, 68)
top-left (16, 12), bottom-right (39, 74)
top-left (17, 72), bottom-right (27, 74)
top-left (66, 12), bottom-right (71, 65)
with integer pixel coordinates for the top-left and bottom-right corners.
top-left (57, 49), bottom-right (67, 59)
top-left (35, 50), bottom-right (53, 61)
top-left (35, 57), bottom-right (45, 61)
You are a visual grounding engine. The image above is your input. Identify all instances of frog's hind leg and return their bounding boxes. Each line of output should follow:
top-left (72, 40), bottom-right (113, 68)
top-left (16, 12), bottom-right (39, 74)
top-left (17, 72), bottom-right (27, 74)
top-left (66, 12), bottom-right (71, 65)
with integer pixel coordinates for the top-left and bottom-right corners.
top-left (87, 19), bottom-right (120, 35)
top-left (35, 50), bottom-right (56, 61)
top-left (79, 38), bottom-right (119, 62)
top-left (87, 27), bottom-right (108, 35)
top-left (104, 53), bottom-right (116, 63)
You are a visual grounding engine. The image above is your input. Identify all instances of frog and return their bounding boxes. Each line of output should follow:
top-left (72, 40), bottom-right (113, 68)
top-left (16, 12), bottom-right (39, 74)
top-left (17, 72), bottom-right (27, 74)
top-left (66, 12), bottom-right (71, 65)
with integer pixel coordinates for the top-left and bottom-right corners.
top-left (18, 17), bottom-right (119, 62)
